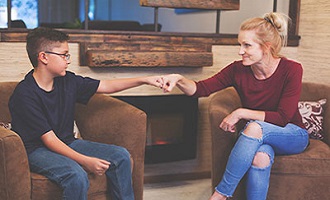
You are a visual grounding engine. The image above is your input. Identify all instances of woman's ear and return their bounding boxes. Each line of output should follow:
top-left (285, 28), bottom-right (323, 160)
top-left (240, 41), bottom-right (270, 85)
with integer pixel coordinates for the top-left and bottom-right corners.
top-left (264, 42), bottom-right (272, 52)
top-left (262, 42), bottom-right (272, 55)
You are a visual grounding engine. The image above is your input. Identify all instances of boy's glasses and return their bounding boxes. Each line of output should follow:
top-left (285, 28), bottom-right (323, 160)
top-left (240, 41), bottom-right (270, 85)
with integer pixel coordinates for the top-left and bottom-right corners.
top-left (45, 51), bottom-right (71, 61)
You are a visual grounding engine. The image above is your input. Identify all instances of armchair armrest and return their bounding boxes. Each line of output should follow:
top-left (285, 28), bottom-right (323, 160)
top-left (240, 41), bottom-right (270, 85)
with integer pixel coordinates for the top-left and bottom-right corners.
top-left (208, 87), bottom-right (242, 190)
top-left (75, 94), bottom-right (147, 153)
top-left (0, 127), bottom-right (31, 200)
top-left (74, 94), bottom-right (147, 200)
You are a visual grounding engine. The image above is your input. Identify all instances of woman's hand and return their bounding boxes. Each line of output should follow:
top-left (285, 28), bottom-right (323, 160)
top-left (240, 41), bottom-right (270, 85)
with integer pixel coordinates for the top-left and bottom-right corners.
top-left (161, 74), bottom-right (183, 93)
top-left (219, 108), bottom-right (265, 132)
top-left (219, 109), bottom-right (241, 132)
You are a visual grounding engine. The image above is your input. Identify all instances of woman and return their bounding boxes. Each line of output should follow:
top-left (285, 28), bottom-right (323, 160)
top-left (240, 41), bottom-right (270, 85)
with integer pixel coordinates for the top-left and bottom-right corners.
top-left (160, 12), bottom-right (309, 200)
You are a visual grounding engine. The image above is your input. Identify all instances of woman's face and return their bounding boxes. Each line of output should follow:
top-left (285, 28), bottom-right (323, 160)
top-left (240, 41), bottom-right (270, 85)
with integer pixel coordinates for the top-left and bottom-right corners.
top-left (238, 30), bottom-right (264, 66)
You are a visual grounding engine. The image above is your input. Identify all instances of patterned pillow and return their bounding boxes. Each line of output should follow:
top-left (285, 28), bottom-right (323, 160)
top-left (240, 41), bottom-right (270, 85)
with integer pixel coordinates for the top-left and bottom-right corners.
top-left (298, 99), bottom-right (326, 140)
top-left (0, 122), bottom-right (12, 130)
top-left (73, 121), bottom-right (81, 139)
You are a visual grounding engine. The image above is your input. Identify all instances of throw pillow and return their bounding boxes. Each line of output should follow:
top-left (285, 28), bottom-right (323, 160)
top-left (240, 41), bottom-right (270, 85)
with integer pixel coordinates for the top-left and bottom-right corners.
top-left (0, 122), bottom-right (11, 129)
top-left (0, 122), bottom-right (11, 130)
top-left (298, 99), bottom-right (326, 140)
top-left (73, 121), bottom-right (81, 139)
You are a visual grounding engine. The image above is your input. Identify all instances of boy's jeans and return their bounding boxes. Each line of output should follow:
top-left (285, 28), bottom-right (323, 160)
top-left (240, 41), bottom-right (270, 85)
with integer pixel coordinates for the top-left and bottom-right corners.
top-left (215, 121), bottom-right (309, 200)
top-left (28, 139), bottom-right (134, 200)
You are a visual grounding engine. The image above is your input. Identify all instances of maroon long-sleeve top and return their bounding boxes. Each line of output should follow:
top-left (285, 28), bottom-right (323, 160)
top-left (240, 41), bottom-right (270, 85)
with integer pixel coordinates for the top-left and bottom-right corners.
top-left (193, 57), bottom-right (305, 128)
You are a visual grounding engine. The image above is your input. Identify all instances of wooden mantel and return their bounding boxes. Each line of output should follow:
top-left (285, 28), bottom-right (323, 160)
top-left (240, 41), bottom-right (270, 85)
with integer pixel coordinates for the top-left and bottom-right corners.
top-left (82, 32), bottom-right (214, 68)
top-left (140, 0), bottom-right (240, 10)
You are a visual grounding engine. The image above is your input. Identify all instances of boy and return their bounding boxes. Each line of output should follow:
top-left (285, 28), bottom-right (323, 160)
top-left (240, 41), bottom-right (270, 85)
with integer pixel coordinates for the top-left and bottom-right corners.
top-left (9, 27), bottom-right (162, 200)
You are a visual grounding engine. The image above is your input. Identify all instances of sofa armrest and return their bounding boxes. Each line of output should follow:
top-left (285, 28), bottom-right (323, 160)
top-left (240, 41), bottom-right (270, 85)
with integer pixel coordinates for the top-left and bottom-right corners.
top-left (74, 94), bottom-right (147, 200)
top-left (0, 127), bottom-right (31, 200)
top-left (208, 87), bottom-right (242, 190)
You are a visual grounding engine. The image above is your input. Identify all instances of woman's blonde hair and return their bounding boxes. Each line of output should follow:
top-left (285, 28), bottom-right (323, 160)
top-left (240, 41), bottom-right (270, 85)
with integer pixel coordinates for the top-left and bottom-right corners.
top-left (240, 12), bottom-right (290, 58)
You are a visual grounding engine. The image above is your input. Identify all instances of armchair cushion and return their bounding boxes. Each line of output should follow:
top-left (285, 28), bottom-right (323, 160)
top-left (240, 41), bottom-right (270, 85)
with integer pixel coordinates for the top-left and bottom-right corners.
top-left (272, 139), bottom-right (330, 175)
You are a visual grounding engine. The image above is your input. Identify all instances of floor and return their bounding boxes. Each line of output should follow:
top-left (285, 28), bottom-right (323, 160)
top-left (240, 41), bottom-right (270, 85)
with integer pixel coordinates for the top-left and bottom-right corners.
top-left (143, 159), bottom-right (213, 200)
top-left (143, 178), bottom-right (212, 200)
top-left (144, 159), bottom-right (211, 183)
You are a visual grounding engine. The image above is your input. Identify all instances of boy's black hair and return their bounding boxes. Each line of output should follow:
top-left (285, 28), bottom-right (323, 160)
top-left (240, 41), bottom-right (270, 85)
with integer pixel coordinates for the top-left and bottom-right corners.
top-left (26, 27), bottom-right (69, 67)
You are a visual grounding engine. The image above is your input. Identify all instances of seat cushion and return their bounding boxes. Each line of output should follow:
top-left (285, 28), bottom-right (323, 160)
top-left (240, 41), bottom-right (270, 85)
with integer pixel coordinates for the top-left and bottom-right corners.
top-left (272, 139), bottom-right (330, 175)
top-left (31, 172), bottom-right (109, 200)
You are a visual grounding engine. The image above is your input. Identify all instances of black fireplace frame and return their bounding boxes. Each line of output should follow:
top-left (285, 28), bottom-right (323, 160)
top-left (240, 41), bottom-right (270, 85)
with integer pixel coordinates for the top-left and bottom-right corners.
top-left (115, 95), bottom-right (198, 163)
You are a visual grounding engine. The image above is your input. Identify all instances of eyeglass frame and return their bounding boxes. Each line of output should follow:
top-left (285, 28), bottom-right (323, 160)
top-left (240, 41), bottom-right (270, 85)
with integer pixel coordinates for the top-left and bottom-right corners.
top-left (44, 51), bottom-right (71, 61)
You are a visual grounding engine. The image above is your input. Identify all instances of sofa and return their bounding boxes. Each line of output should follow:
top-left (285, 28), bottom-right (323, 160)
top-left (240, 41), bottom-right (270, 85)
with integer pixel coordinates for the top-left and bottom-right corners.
top-left (209, 82), bottom-right (330, 200)
top-left (0, 82), bottom-right (147, 200)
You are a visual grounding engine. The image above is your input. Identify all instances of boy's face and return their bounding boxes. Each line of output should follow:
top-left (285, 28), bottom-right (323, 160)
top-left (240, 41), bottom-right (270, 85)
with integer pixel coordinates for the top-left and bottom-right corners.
top-left (44, 42), bottom-right (70, 77)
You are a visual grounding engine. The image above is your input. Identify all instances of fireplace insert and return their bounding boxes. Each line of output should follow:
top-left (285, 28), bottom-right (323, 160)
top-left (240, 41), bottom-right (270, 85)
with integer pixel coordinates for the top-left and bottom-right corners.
top-left (115, 95), bottom-right (198, 163)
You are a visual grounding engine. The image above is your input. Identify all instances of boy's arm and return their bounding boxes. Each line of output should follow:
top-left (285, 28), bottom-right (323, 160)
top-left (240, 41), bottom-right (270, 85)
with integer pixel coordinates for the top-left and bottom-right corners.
top-left (41, 131), bottom-right (110, 175)
top-left (96, 76), bottom-right (163, 94)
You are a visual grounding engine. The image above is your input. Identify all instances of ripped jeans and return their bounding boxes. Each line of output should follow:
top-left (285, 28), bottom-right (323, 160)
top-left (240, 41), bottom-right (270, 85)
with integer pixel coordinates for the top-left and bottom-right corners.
top-left (215, 121), bottom-right (309, 200)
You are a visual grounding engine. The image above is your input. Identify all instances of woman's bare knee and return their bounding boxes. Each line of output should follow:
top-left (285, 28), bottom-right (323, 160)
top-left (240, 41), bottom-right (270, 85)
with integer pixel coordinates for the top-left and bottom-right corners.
top-left (244, 122), bottom-right (262, 138)
top-left (252, 152), bottom-right (270, 168)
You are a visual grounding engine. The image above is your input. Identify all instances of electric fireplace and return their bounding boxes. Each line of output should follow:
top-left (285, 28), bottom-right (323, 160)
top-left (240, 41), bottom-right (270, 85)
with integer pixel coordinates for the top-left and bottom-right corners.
top-left (116, 95), bottom-right (198, 163)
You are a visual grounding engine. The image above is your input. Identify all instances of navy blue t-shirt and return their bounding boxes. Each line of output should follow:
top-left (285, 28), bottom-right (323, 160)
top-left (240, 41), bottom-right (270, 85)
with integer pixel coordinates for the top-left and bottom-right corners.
top-left (9, 70), bottom-right (100, 154)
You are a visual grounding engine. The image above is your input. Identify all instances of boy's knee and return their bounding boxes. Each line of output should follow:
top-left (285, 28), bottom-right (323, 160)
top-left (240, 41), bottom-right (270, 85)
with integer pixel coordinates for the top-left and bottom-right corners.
top-left (119, 147), bottom-right (131, 162)
top-left (110, 146), bottom-right (132, 168)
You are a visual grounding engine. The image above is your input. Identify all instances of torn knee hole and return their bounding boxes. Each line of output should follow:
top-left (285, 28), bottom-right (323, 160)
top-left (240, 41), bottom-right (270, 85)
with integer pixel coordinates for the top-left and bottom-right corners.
top-left (252, 152), bottom-right (271, 168)
top-left (244, 122), bottom-right (262, 139)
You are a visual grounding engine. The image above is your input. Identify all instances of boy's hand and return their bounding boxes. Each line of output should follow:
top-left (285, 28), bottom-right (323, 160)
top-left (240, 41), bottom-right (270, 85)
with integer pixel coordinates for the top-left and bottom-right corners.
top-left (82, 156), bottom-right (111, 176)
top-left (145, 76), bottom-right (164, 89)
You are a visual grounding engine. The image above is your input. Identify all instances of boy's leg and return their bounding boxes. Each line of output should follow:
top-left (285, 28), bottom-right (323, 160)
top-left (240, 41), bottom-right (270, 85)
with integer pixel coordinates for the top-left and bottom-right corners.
top-left (28, 147), bottom-right (89, 200)
top-left (69, 139), bottom-right (134, 200)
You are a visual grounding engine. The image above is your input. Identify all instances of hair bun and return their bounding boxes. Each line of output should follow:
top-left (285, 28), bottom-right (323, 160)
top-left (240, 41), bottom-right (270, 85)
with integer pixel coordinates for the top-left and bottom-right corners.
top-left (263, 12), bottom-right (289, 35)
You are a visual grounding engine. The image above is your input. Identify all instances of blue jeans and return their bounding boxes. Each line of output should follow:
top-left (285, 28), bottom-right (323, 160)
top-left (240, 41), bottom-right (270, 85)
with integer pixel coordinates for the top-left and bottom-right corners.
top-left (215, 121), bottom-right (309, 200)
top-left (28, 139), bottom-right (134, 200)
